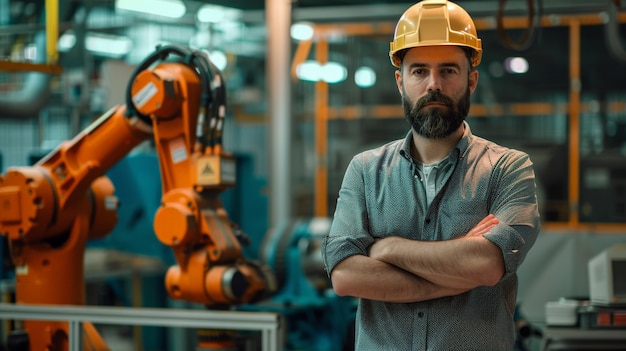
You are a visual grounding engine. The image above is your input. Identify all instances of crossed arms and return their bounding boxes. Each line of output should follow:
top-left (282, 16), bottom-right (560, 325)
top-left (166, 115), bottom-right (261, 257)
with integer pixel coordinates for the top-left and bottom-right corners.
top-left (330, 214), bottom-right (505, 303)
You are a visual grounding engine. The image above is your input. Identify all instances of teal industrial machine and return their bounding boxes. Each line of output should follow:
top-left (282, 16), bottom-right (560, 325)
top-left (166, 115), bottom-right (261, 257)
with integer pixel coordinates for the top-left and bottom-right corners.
top-left (259, 217), bottom-right (356, 351)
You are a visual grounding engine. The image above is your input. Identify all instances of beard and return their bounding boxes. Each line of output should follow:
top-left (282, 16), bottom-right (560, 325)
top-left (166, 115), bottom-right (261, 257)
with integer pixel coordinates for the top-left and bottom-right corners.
top-left (402, 87), bottom-right (471, 139)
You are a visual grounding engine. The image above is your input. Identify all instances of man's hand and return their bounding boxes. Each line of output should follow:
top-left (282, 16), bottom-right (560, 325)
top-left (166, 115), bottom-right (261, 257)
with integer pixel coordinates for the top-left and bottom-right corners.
top-left (465, 214), bottom-right (499, 237)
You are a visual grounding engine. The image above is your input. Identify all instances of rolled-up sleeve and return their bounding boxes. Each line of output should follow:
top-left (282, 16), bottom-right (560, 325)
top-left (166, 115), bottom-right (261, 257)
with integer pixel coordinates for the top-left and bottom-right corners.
top-left (322, 154), bottom-right (375, 276)
top-left (484, 224), bottom-right (532, 279)
top-left (484, 151), bottom-right (541, 280)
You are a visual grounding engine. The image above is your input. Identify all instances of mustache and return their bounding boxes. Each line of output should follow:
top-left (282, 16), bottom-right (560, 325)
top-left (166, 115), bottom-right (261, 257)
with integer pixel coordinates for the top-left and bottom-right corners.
top-left (413, 92), bottom-right (455, 111)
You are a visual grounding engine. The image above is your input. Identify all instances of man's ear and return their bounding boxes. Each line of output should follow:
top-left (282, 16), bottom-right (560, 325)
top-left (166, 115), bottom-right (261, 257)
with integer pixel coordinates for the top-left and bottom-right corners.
top-left (395, 69), bottom-right (403, 95)
top-left (469, 69), bottom-right (479, 94)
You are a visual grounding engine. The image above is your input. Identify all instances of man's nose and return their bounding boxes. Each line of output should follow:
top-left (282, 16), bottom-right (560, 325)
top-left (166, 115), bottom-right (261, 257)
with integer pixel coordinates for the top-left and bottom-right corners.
top-left (427, 72), bottom-right (442, 92)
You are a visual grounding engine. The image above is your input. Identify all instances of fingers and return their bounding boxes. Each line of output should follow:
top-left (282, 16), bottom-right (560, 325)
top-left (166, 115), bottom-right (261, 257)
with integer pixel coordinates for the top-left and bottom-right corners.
top-left (466, 214), bottom-right (499, 237)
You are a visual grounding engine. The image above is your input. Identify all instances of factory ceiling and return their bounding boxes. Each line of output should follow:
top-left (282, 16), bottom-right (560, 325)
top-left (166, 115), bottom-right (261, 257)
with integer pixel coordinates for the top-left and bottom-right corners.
top-left (215, 0), bottom-right (615, 20)
top-left (1, 0), bottom-right (625, 109)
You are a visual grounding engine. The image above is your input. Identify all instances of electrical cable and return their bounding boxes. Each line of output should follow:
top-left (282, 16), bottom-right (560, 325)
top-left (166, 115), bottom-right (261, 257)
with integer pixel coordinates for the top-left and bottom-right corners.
top-left (124, 45), bottom-right (214, 128)
top-left (123, 44), bottom-right (229, 152)
top-left (496, 0), bottom-right (542, 51)
top-left (605, 0), bottom-right (626, 65)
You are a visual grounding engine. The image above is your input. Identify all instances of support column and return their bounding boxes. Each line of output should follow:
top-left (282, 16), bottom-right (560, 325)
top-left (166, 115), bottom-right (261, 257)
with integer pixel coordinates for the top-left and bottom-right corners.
top-left (265, 0), bottom-right (293, 228)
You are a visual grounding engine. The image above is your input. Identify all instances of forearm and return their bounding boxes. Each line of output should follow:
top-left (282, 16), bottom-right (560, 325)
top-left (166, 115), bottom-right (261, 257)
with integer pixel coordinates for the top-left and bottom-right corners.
top-left (371, 236), bottom-right (505, 290)
top-left (330, 255), bottom-right (469, 303)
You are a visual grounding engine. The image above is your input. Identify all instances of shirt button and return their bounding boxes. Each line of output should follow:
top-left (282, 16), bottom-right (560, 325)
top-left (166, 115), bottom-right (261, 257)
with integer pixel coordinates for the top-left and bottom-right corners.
top-left (418, 312), bottom-right (424, 318)
top-left (425, 218), bottom-right (431, 224)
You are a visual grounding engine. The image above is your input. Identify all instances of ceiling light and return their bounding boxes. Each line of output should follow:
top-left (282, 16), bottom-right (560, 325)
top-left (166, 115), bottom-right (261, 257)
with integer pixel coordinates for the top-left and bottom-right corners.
top-left (296, 61), bottom-right (321, 82)
top-left (116, 0), bottom-right (186, 19)
top-left (355, 66), bottom-right (376, 88)
top-left (58, 30), bottom-right (77, 52)
top-left (291, 22), bottom-right (314, 41)
top-left (197, 5), bottom-right (241, 24)
top-left (504, 57), bottom-right (529, 74)
top-left (296, 60), bottom-right (347, 84)
top-left (197, 5), bottom-right (225, 23)
top-left (321, 62), bottom-right (347, 84)
top-left (86, 33), bottom-right (132, 57)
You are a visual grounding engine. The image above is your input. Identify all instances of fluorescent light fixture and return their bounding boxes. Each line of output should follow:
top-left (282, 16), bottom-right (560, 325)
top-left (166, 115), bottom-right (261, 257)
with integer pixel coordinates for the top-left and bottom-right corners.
top-left (58, 30), bottom-right (77, 52)
top-left (291, 22), bottom-right (314, 41)
top-left (197, 5), bottom-right (225, 23)
top-left (116, 0), bottom-right (186, 19)
top-left (355, 66), bottom-right (376, 88)
top-left (86, 32), bottom-right (132, 57)
top-left (197, 4), bottom-right (241, 24)
top-left (504, 57), bottom-right (529, 74)
top-left (296, 60), bottom-right (347, 84)
top-left (296, 61), bottom-right (321, 82)
top-left (321, 62), bottom-right (347, 84)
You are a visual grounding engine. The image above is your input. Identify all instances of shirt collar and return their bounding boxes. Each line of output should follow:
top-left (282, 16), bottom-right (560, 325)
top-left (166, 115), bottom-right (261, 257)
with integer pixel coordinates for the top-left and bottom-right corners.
top-left (399, 121), bottom-right (472, 163)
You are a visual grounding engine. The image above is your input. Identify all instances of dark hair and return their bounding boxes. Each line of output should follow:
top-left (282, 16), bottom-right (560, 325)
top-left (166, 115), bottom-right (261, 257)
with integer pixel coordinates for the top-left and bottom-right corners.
top-left (396, 48), bottom-right (409, 64)
top-left (461, 46), bottom-right (477, 69)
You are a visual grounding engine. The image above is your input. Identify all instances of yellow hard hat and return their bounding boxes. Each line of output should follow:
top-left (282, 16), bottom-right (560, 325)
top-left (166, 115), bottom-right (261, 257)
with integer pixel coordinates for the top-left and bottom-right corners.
top-left (389, 0), bottom-right (482, 68)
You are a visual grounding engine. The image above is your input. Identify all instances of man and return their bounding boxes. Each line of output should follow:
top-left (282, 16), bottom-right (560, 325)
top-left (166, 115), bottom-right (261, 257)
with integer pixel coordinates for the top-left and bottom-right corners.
top-left (321, 1), bottom-right (541, 350)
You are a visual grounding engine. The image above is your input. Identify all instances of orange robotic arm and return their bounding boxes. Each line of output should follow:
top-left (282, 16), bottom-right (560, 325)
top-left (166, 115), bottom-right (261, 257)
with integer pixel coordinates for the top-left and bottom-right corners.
top-left (0, 45), bottom-right (273, 351)
top-left (0, 104), bottom-right (152, 350)
top-left (127, 45), bottom-right (273, 306)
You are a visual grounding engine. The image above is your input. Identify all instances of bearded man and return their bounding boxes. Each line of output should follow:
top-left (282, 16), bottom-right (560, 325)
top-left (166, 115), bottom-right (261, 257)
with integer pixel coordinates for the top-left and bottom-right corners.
top-left (321, 1), bottom-right (541, 350)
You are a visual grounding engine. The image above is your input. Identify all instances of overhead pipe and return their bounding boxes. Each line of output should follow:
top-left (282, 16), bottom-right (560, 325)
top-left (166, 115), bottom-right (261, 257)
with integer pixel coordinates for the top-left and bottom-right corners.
top-left (0, 0), bottom-right (68, 119)
top-left (0, 30), bottom-right (52, 119)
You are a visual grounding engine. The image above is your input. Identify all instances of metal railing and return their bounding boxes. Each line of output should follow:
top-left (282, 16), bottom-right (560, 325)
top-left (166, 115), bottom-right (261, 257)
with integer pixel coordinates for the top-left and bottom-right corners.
top-left (0, 303), bottom-right (282, 351)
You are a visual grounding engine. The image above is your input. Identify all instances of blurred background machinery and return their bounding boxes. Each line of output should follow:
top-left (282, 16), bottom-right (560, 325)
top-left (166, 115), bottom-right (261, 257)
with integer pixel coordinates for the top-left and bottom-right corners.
top-left (100, 152), bottom-right (357, 351)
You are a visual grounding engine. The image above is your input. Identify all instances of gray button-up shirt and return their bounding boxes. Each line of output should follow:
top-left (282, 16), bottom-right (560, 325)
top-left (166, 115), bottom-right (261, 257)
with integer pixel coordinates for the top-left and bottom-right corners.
top-left (322, 122), bottom-right (540, 351)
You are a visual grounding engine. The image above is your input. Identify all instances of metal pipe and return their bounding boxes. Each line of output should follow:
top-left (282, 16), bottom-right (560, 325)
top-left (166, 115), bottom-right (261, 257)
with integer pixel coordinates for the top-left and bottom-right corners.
top-left (45, 0), bottom-right (59, 64)
top-left (314, 40), bottom-right (329, 217)
top-left (265, 0), bottom-right (292, 228)
top-left (0, 0), bottom-right (67, 119)
top-left (568, 19), bottom-right (581, 226)
top-left (0, 30), bottom-right (52, 119)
